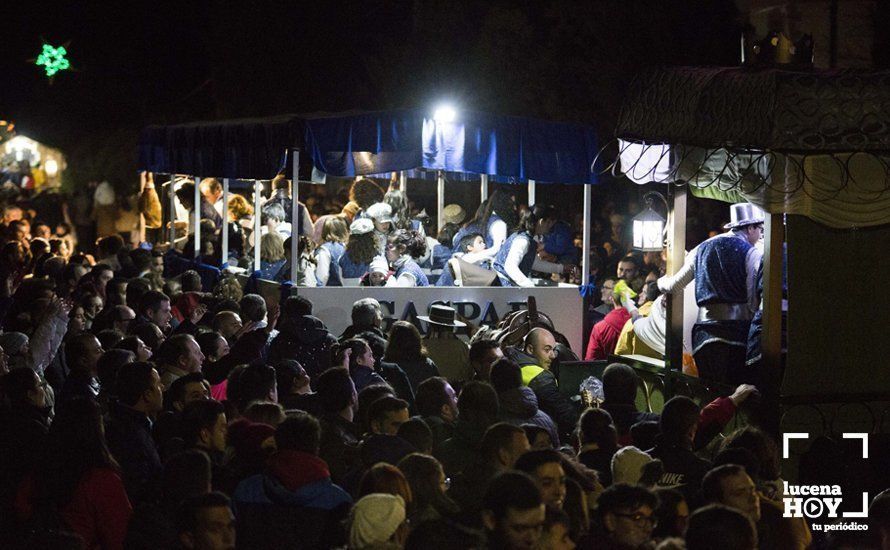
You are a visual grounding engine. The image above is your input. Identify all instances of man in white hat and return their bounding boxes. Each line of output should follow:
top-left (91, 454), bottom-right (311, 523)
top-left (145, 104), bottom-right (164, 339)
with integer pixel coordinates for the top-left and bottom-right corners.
top-left (656, 203), bottom-right (764, 385)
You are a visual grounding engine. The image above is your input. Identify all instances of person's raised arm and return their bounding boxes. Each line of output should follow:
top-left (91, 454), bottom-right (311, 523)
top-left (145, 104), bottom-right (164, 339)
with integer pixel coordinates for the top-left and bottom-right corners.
top-left (475, 218), bottom-right (508, 260)
top-left (657, 246), bottom-right (698, 294)
top-left (29, 296), bottom-right (71, 375)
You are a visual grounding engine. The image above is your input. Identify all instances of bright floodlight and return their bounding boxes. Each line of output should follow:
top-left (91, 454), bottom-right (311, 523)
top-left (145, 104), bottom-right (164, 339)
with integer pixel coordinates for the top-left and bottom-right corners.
top-left (433, 105), bottom-right (456, 123)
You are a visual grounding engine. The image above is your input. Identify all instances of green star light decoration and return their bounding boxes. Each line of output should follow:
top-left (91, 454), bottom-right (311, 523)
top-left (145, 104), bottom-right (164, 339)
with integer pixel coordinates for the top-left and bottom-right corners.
top-left (36, 43), bottom-right (70, 78)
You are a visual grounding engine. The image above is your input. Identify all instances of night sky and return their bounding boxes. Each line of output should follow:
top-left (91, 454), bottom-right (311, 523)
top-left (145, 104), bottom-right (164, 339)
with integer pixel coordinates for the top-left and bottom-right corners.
top-left (3, 1), bottom-right (747, 189)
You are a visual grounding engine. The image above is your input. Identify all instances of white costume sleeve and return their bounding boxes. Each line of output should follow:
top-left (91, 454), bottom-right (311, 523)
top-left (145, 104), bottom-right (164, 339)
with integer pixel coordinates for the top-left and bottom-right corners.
top-left (477, 219), bottom-right (508, 260)
top-left (657, 245), bottom-right (698, 294)
top-left (386, 272), bottom-right (417, 287)
top-left (504, 237), bottom-right (535, 288)
top-left (315, 247), bottom-right (332, 286)
top-left (746, 246), bottom-right (764, 314)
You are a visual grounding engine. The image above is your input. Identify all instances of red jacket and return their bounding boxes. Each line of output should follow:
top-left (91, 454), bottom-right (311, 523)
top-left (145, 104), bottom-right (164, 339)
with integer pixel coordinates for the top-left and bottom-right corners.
top-left (585, 308), bottom-right (632, 360)
top-left (17, 467), bottom-right (132, 550)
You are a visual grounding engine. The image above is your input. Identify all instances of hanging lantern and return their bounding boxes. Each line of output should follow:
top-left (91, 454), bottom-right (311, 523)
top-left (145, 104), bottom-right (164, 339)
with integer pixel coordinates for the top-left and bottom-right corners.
top-left (632, 192), bottom-right (667, 251)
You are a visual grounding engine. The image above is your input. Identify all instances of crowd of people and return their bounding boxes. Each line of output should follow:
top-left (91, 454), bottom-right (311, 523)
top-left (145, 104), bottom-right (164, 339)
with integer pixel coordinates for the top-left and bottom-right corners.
top-left (166, 175), bottom-right (588, 289)
top-left (0, 176), bottom-right (887, 550)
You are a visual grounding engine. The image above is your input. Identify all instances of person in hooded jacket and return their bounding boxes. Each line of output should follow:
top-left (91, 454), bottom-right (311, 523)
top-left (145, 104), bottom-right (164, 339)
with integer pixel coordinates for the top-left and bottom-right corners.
top-left (233, 413), bottom-right (352, 549)
top-left (269, 296), bottom-right (338, 381)
top-left (489, 358), bottom-right (560, 448)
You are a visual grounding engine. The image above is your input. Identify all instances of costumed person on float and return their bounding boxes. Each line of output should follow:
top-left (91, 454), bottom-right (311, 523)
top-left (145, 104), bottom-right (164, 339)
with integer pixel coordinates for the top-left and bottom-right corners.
top-left (657, 203), bottom-right (764, 385)
top-left (384, 229), bottom-right (429, 287)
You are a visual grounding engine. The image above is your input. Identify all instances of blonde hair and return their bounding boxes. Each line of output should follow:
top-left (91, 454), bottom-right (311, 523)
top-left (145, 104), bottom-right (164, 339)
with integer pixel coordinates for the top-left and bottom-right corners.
top-left (227, 194), bottom-right (253, 221)
top-left (322, 216), bottom-right (349, 244)
top-left (260, 231), bottom-right (285, 263)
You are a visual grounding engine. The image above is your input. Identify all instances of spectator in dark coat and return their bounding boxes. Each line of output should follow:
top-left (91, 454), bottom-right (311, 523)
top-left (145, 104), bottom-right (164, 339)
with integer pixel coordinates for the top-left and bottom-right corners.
top-left (124, 450), bottom-right (212, 550)
top-left (577, 407), bottom-right (619, 487)
top-left (356, 397), bottom-right (415, 475)
top-left (269, 296), bottom-right (338, 380)
top-left (436, 381), bottom-right (499, 477)
top-left (315, 367), bottom-right (361, 486)
top-left (447, 423), bottom-right (531, 529)
top-left (105, 362), bottom-right (165, 504)
top-left (601, 362), bottom-right (660, 445)
top-left (58, 332), bottom-right (104, 405)
top-left (0, 368), bottom-right (51, 534)
top-left (275, 359), bottom-right (319, 413)
top-left (647, 396), bottom-right (713, 504)
top-left (340, 298), bottom-right (388, 360)
top-left (414, 377), bottom-right (458, 452)
top-left (180, 399), bottom-right (232, 493)
top-left (338, 299), bottom-right (414, 406)
top-left (152, 372), bottom-right (210, 460)
top-left (490, 358), bottom-right (560, 448)
top-left (383, 321), bottom-right (439, 393)
top-left (337, 338), bottom-right (386, 393)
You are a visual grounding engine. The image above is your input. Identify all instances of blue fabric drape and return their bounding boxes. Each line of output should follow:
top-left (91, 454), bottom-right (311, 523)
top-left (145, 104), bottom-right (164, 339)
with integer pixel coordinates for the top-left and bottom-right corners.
top-left (138, 115), bottom-right (304, 180)
top-left (139, 109), bottom-right (600, 184)
top-left (304, 109), bottom-right (599, 184)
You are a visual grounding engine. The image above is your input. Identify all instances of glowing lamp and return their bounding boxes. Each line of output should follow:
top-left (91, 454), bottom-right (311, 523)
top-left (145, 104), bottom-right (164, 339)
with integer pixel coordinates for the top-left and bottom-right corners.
top-left (433, 105), bottom-right (456, 123)
top-left (45, 159), bottom-right (59, 177)
top-left (632, 192), bottom-right (667, 252)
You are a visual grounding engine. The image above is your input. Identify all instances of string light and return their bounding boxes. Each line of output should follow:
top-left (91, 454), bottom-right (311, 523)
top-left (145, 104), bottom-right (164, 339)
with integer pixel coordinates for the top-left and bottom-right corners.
top-left (35, 43), bottom-right (70, 78)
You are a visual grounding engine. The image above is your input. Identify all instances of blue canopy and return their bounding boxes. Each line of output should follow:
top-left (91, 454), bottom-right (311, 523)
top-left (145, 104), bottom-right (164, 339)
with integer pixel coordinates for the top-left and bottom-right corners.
top-left (138, 114), bottom-right (304, 180)
top-left (138, 109), bottom-right (599, 184)
top-left (306, 109), bottom-right (599, 184)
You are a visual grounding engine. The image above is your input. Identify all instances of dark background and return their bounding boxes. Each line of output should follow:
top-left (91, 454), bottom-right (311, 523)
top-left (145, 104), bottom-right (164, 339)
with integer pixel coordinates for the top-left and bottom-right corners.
top-left (2, 1), bottom-right (747, 192)
top-left (5, 1), bottom-right (889, 195)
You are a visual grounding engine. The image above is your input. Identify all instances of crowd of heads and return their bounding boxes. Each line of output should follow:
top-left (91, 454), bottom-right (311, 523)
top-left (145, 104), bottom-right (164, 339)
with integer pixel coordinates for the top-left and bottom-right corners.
top-left (0, 180), bottom-right (887, 550)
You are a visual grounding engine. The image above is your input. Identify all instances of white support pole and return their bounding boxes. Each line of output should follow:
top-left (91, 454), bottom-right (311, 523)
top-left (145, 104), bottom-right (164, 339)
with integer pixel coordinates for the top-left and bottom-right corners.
top-left (221, 178), bottom-right (229, 266)
top-left (480, 174), bottom-right (489, 203)
top-left (528, 179), bottom-right (536, 206)
top-left (399, 170), bottom-right (407, 195)
top-left (253, 180), bottom-right (262, 270)
top-left (291, 150), bottom-right (300, 284)
top-left (437, 171), bottom-right (445, 231)
top-left (169, 174), bottom-right (177, 247)
top-left (582, 184), bottom-right (592, 287)
top-left (194, 177), bottom-right (202, 257)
